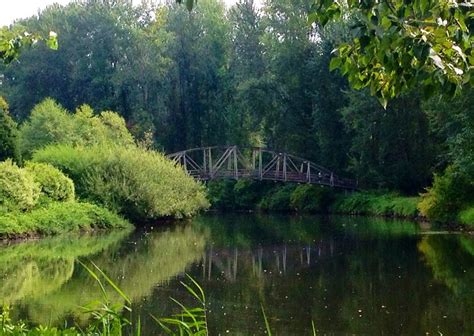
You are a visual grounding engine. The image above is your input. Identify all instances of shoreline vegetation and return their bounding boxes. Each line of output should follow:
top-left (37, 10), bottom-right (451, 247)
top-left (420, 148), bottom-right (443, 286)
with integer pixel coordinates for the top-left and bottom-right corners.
top-left (0, 98), bottom-right (209, 239)
top-left (207, 180), bottom-right (474, 229)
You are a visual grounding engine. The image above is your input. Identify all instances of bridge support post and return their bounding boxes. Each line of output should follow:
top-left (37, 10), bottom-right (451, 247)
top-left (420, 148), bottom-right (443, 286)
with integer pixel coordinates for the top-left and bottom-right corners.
top-left (234, 146), bottom-right (238, 179)
top-left (306, 162), bottom-right (311, 183)
top-left (209, 148), bottom-right (213, 178)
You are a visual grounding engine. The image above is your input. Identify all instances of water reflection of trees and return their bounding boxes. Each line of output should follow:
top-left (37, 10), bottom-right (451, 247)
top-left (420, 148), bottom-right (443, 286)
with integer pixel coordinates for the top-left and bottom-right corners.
top-left (0, 230), bottom-right (130, 306)
top-left (418, 235), bottom-right (474, 334)
top-left (1, 225), bottom-right (207, 326)
top-left (180, 215), bottom-right (472, 335)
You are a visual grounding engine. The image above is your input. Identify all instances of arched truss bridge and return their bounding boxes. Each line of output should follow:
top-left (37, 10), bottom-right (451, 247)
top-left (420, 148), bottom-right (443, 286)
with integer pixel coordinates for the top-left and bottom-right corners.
top-left (167, 146), bottom-right (357, 190)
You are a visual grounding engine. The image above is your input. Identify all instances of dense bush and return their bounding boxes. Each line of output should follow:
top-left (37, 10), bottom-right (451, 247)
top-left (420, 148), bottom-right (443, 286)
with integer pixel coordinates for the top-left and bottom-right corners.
top-left (19, 98), bottom-right (134, 158)
top-left (207, 180), bottom-right (238, 209)
top-left (332, 192), bottom-right (419, 217)
top-left (25, 162), bottom-right (75, 202)
top-left (0, 201), bottom-right (130, 237)
top-left (33, 144), bottom-right (209, 220)
top-left (258, 184), bottom-right (296, 211)
top-left (0, 97), bottom-right (19, 162)
top-left (459, 207), bottom-right (474, 228)
top-left (418, 166), bottom-right (474, 223)
top-left (290, 184), bottom-right (335, 213)
top-left (0, 160), bottom-right (40, 212)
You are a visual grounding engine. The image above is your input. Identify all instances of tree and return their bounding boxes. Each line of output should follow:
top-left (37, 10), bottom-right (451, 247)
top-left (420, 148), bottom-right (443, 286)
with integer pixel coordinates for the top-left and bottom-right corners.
top-left (0, 97), bottom-right (18, 162)
top-left (0, 26), bottom-right (57, 64)
top-left (340, 90), bottom-right (435, 192)
top-left (309, 0), bottom-right (473, 107)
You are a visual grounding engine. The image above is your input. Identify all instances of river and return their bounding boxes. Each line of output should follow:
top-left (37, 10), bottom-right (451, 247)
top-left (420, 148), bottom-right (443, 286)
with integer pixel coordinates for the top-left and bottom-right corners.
top-left (1, 213), bottom-right (473, 335)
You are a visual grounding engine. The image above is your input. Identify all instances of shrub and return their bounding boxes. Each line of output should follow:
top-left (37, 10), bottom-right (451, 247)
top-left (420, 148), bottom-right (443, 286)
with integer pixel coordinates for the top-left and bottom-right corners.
top-left (332, 192), bottom-right (419, 217)
top-left (259, 184), bottom-right (296, 211)
top-left (234, 180), bottom-right (274, 209)
top-left (0, 160), bottom-right (40, 212)
top-left (25, 162), bottom-right (75, 202)
top-left (0, 201), bottom-right (130, 237)
top-left (19, 98), bottom-right (135, 159)
top-left (290, 184), bottom-right (335, 213)
top-left (459, 206), bottom-right (474, 228)
top-left (207, 180), bottom-right (237, 209)
top-left (19, 98), bottom-right (75, 159)
top-left (33, 144), bottom-right (209, 220)
top-left (418, 166), bottom-right (474, 223)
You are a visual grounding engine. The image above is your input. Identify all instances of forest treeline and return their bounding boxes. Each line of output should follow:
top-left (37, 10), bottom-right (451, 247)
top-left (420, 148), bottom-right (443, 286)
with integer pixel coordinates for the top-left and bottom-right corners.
top-left (0, 0), bottom-right (472, 223)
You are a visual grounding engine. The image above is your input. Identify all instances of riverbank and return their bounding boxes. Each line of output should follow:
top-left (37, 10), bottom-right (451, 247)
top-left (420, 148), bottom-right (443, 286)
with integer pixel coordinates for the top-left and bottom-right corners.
top-left (0, 201), bottom-right (131, 240)
top-left (207, 180), bottom-right (473, 229)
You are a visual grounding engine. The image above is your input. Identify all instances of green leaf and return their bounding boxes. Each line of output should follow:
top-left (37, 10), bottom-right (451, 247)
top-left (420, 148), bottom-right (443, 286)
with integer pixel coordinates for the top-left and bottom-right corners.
top-left (329, 57), bottom-right (342, 71)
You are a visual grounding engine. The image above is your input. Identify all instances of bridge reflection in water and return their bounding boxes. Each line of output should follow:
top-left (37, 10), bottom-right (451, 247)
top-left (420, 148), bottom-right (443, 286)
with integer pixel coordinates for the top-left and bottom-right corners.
top-left (200, 241), bottom-right (336, 282)
top-left (167, 146), bottom-right (357, 190)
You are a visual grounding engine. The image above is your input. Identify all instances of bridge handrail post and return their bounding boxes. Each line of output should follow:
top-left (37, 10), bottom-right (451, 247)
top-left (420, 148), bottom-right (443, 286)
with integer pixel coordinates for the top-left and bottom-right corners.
top-left (234, 146), bottom-right (238, 179)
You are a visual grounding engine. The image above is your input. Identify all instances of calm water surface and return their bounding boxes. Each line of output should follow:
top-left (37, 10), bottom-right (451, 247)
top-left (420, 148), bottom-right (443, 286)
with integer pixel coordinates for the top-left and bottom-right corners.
top-left (1, 214), bottom-right (474, 335)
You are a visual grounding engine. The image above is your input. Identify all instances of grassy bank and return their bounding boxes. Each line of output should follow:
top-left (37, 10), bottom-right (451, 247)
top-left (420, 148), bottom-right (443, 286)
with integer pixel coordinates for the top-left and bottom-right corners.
top-left (207, 180), bottom-right (420, 219)
top-left (0, 202), bottom-right (131, 239)
top-left (0, 159), bottom-right (130, 239)
top-left (331, 192), bottom-right (419, 218)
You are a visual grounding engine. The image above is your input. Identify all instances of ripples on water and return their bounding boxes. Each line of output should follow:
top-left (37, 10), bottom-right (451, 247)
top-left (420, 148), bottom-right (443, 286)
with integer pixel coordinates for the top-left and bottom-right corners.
top-left (1, 214), bottom-right (473, 335)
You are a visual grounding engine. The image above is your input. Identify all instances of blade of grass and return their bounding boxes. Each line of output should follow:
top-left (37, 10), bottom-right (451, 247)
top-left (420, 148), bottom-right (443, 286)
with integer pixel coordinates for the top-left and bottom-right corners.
top-left (91, 260), bottom-right (131, 305)
top-left (261, 304), bottom-right (272, 336)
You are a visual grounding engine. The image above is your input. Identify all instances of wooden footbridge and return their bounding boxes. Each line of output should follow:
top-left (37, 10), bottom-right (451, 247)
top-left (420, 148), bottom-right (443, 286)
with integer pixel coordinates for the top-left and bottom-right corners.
top-left (167, 146), bottom-right (357, 190)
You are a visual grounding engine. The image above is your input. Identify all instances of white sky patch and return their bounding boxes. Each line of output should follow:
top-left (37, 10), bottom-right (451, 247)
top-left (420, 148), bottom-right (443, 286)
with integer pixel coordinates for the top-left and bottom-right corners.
top-left (0, 0), bottom-right (247, 26)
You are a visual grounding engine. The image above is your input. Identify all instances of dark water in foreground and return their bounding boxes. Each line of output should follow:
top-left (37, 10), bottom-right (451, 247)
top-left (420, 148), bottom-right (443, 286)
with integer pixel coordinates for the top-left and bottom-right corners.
top-left (1, 214), bottom-right (474, 335)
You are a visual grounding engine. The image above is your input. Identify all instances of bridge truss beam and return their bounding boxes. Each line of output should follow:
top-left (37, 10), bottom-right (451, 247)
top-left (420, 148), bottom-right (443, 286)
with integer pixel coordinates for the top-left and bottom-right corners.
top-left (167, 146), bottom-right (357, 190)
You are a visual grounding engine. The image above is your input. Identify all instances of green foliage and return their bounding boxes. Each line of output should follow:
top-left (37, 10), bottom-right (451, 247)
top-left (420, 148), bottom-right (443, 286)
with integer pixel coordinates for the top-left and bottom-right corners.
top-left (207, 180), bottom-right (237, 209)
top-left (290, 184), bottom-right (334, 213)
top-left (0, 201), bottom-right (130, 238)
top-left (33, 144), bottom-right (209, 220)
top-left (333, 192), bottom-right (419, 218)
top-left (19, 99), bottom-right (134, 159)
top-left (0, 159), bottom-right (40, 212)
top-left (259, 184), bottom-right (297, 212)
top-left (0, 97), bottom-right (19, 162)
top-left (25, 162), bottom-right (75, 203)
top-left (0, 26), bottom-right (57, 64)
top-left (418, 166), bottom-right (474, 223)
top-left (459, 206), bottom-right (474, 228)
top-left (310, 0), bottom-right (474, 107)
top-left (154, 275), bottom-right (209, 335)
top-left (340, 90), bottom-right (435, 193)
